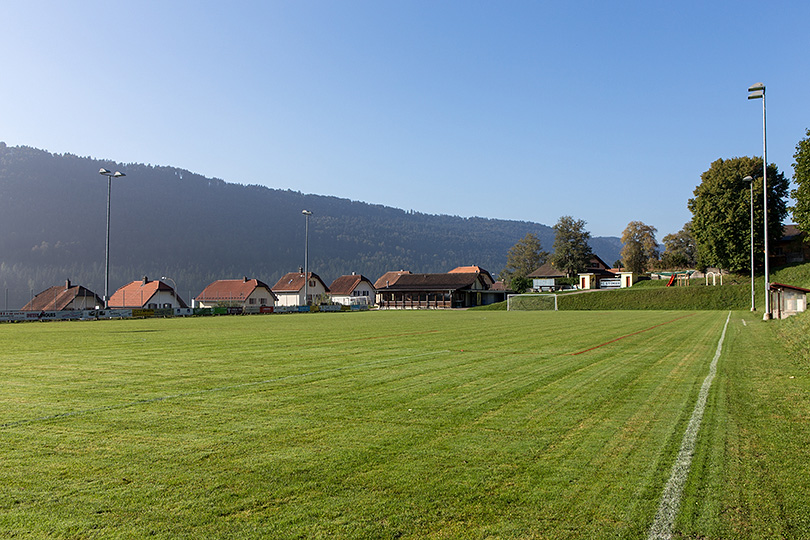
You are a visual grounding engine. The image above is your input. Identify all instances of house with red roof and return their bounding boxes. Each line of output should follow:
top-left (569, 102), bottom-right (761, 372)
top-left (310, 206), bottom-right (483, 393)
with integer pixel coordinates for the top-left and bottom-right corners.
top-left (109, 276), bottom-right (187, 309)
top-left (21, 280), bottom-right (102, 311)
top-left (448, 265), bottom-right (495, 287)
top-left (196, 278), bottom-right (277, 310)
top-left (328, 273), bottom-right (376, 306)
top-left (374, 270), bottom-right (412, 290)
top-left (271, 270), bottom-right (329, 307)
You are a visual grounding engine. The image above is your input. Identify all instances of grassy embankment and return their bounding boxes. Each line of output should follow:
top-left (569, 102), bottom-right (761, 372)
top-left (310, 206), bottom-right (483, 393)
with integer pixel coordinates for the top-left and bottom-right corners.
top-left (477, 261), bottom-right (810, 312)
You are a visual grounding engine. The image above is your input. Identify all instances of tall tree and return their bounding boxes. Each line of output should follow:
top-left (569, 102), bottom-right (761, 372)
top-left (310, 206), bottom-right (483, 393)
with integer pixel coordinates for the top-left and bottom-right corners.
top-left (661, 222), bottom-right (697, 269)
top-left (621, 221), bottom-right (659, 274)
top-left (688, 157), bottom-right (789, 272)
top-left (550, 216), bottom-right (592, 277)
top-left (791, 129), bottom-right (810, 233)
top-left (499, 233), bottom-right (548, 287)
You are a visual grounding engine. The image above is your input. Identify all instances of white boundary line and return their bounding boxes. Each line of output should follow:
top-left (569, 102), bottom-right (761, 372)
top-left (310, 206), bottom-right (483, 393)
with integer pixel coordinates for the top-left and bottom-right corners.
top-left (1, 350), bottom-right (450, 429)
top-left (647, 311), bottom-right (731, 540)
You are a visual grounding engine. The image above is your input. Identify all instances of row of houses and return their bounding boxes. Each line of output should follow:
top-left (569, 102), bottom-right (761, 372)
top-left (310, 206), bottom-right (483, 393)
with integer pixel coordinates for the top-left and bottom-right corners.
top-left (21, 265), bottom-right (512, 312)
top-left (22, 254), bottom-right (642, 313)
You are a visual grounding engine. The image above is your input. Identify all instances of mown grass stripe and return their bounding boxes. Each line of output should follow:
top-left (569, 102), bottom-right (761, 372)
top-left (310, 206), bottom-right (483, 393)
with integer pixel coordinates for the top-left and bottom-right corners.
top-left (0, 350), bottom-right (451, 429)
top-left (647, 311), bottom-right (731, 540)
top-left (570, 313), bottom-right (696, 355)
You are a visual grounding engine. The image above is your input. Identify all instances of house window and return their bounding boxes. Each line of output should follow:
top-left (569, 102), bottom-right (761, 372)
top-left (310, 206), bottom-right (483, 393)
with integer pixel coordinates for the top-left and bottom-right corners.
top-left (260, 298), bottom-right (267, 305)
top-left (249, 298), bottom-right (256, 305)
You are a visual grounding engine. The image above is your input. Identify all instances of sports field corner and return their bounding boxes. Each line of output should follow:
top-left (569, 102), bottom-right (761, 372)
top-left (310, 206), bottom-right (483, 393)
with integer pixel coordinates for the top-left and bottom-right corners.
top-left (1, 309), bottom-right (808, 538)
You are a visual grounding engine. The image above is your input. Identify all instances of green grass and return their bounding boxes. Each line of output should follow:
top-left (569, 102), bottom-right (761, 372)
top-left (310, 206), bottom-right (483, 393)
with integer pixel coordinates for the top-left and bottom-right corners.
top-left (477, 262), bottom-right (810, 312)
top-left (677, 310), bottom-right (810, 538)
top-left (0, 310), bottom-right (807, 538)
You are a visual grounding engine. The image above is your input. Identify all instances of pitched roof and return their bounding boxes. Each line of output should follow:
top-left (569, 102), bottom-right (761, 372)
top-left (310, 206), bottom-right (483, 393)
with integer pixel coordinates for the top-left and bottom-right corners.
top-left (489, 280), bottom-right (510, 291)
top-left (781, 224), bottom-right (805, 241)
top-left (196, 278), bottom-right (276, 303)
top-left (109, 277), bottom-right (188, 308)
top-left (588, 254), bottom-right (611, 270)
top-left (271, 272), bottom-right (329, 293)
top-left (527, 262), bottom-right (565, 279)
top-left (21, 281), bottom-right (102, 311)
top-left (770, 282), bottom-right (810, 293)
top-left (381, 272), bottom-right (484, 292)
top-left (374, 271), bottom-right (412, 289)
top-left (449, 265), bottom-right (495, 285)
top-left (329, 274), bottom-right (374, 296)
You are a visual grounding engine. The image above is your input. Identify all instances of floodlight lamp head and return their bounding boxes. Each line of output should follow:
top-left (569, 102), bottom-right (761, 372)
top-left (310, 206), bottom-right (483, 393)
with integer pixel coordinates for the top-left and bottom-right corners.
top-left (743, 175), bottom-right (753, 183)
top-left (302, 209), bottom-right (312, 216)
top-left (748, 90), bottom-right (764, 100)
top-left (748, 82), bottom-right (765, 92)
top-left (99, 168), bottom-right (111, 176)
top-left (113, 171), bottom-right (126, 178)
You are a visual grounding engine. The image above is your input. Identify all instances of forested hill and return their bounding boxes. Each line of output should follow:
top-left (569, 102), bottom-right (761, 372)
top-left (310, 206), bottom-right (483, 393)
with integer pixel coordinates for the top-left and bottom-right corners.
top-left (0, 143), bottom-right (621, 308)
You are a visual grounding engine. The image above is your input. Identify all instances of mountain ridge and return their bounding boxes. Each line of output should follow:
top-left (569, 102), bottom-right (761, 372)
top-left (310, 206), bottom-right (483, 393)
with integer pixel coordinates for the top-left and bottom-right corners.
top-left (0, 142), bottom-right (621, 308)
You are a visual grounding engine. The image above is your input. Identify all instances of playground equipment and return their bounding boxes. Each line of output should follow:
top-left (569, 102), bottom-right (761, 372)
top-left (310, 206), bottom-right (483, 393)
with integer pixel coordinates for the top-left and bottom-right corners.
top-left (705, 271), bottom-right (723, 286)
top-left (663, 271), bottom-right (693, 287)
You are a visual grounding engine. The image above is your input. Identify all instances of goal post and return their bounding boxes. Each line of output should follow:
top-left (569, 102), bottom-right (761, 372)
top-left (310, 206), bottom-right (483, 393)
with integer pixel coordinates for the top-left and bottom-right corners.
top-left (507, 293), bottom-right (558, 311)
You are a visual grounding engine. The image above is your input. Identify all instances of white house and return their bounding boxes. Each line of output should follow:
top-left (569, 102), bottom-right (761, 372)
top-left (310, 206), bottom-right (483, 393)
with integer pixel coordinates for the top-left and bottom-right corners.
top-left (329, 273), bottom-right (376, 306)
top-left (21, 280), bottom-right (102, 311)
top-left (109, 276), bottom-right (187, 309)
top-left (271, 271), bottom-right (329, 307)
top-left (196, 277), bottom-right (277, 310)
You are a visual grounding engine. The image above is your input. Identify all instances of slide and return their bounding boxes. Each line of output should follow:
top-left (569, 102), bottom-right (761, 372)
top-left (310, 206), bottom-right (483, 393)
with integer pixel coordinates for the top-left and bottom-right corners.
top-left (666, 274), bottom-right (676, 287)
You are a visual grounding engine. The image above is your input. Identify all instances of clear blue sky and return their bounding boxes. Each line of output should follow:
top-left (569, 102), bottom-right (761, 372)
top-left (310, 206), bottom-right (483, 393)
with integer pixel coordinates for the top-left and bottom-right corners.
top-left (1, 1), bottom-right (808, 238)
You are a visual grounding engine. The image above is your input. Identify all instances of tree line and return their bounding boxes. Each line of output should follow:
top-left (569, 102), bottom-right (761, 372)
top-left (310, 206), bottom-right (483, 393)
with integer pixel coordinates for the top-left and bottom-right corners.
top-left (499, 128), bottom-right (810, 289)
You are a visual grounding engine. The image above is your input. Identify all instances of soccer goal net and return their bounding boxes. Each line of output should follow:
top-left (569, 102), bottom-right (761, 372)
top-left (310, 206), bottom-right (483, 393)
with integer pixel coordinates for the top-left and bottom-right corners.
top-left (507, 294), bottom-right (558, 311)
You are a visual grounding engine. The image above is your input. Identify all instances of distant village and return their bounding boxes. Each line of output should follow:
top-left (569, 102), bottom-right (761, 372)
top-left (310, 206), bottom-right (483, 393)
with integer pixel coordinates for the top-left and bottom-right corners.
top-left (0, 252), bottom-right (644, 323)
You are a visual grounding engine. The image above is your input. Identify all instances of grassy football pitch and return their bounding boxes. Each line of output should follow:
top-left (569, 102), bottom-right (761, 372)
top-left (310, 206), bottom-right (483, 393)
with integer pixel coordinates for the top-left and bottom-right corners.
top-left (1, 310), bottom-right (808, 539)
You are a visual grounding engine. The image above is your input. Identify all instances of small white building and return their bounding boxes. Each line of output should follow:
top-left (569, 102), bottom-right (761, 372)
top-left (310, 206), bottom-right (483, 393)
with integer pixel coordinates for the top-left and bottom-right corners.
top-left (329, 273), bottom-right (376, 306)
top-left (109, 276), bottom-right (187, 309)
top-left (271, 271), bottom-right (329, 307)
top-left (527, 263), bottom-right (565, 291)
top-left (21, 280), bottom-right (102, 311)
top-left (196, 278), bottom-right (277, 310)
top-left (769, 282), bottom-right (809, 319)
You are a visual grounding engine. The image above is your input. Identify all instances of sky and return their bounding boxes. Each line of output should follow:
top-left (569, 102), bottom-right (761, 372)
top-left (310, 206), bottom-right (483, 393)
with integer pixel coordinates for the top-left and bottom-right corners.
top-left (1, 1), bottom-right (808, 239)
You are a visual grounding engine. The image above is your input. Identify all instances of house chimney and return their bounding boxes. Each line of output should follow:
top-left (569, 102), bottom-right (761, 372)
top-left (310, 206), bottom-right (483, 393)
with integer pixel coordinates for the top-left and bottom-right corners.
top-left (352, 271), bottom-right (356, 275)
top-left (143, 276), bottom-right (149, 285)
top-left (243, 276), bottom-right (248, 283)
top-left (65, 279), bottom-right (71, 290)
top-left (299, 266), bottom-right (304, 274)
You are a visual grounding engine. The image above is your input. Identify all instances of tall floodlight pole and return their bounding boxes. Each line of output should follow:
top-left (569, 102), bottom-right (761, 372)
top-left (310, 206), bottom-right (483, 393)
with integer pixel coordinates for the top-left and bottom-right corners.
top-left (99, 168), bottom-right (126, 308)
top-left (302, 210), bottom-right (312, 306)
top-left (743, 176), bottom-right (756, 311)
top-left (748, 82), bottom-right (770, 319)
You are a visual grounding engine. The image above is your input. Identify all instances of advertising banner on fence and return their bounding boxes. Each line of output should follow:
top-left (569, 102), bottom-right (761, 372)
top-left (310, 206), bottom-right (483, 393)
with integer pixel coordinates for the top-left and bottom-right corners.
top-left (95, 309), bottom-right (132, 319)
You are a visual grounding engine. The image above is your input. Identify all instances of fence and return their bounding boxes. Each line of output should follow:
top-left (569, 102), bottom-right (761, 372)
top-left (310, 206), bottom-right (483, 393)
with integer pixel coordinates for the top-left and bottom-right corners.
top-left (0, 304), bottom-right (368, 323)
